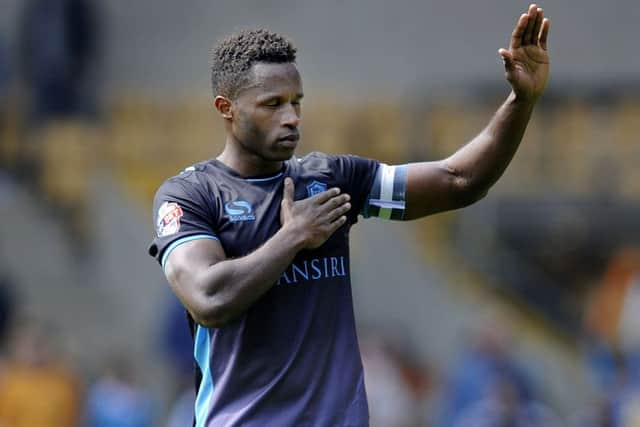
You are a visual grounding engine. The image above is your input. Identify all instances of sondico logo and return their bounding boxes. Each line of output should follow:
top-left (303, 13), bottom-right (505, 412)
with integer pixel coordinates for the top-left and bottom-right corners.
top-left (224, 200), bottom-right (256, 222)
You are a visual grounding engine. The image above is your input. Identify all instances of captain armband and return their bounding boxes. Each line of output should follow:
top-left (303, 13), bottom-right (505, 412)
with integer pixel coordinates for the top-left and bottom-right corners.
top-left (361, 164), bottom-right (408, 220)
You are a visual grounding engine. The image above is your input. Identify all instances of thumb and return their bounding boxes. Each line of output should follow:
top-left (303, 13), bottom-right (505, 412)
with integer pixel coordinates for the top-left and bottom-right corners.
top-left (282, 177), bottom-right (294, 205)
top-left (499, 48), bottom-right (515, 72)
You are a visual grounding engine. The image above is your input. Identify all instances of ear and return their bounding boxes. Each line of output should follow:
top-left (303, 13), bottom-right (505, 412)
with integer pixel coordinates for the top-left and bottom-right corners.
top-left (214, 96), bottom-right (233, 120)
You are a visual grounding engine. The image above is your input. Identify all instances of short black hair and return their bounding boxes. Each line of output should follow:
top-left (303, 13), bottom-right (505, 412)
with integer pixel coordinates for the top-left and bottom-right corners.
top-left (210, 29), bottom-right (297, 99)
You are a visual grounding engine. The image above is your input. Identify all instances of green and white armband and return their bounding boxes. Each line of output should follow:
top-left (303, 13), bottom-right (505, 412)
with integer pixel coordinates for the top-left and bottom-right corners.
top-left (362, 164), bottom-right (408, 220)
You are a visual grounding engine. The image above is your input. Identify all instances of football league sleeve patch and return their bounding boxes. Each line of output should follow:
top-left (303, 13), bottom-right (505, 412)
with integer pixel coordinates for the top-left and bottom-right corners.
top-left (361, 164), bottom-right (407, 220)
top-left (148, 180), bottom-right (219, 268)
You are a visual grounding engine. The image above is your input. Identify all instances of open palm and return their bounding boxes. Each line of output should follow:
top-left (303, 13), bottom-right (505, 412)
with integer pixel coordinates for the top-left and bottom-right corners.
top-left (499, 4), bottom-right (551, 102)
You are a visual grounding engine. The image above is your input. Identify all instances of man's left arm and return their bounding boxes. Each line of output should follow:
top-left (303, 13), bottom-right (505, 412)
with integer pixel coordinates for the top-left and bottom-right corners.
top-left (402, 4), bottom-right (551, 220)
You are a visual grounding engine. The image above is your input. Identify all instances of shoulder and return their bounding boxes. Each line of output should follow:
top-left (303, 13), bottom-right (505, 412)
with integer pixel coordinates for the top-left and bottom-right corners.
top-left (295, 151), bottom-right (338, 169)
top-left (295, 152), bottom-right (377, 171)
top-left (152, 161), bottom-right (224, 233)
top-left (155, 159), bottom-right (219, 201)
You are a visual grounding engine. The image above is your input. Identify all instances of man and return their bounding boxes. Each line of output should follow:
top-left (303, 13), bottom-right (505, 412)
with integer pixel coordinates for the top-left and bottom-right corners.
top-left (148, 5), bottom-right (550, 426)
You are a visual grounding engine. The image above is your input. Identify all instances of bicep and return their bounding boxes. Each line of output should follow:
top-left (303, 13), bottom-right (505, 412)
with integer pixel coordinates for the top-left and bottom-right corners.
top-left (404, 160), bottom-right (470, 219)
top-left (361, 161), bottom-right (464, 221)
top-left (338, 154), bottom-right (474, 221)
top-left (164, 238), bottom-right (226, 315)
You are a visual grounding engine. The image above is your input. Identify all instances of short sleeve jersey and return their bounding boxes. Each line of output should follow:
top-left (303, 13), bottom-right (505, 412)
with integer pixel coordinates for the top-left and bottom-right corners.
top-left (149, 152), bottom-right (380, 427)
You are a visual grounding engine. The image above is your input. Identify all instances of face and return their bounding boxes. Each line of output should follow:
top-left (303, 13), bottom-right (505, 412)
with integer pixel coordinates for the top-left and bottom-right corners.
top-left (227, 62), bottom-right (303, 164)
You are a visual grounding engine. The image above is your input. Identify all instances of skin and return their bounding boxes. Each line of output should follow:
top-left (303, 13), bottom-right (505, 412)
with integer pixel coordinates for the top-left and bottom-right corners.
top-left (404, 4), bottom-right (550, 219)
top-left (165, 4), bottom-right (551, 327)
top-left (215, 62), bottom-right (304, 176)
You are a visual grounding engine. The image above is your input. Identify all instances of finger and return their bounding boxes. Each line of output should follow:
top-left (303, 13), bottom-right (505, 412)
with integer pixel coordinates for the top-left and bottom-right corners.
top-left (312, 187), bottom-right (341, 204)
top-left (523, 4), bottom-right (538, 45)
top-left (327, 215), bottom-right (348, 234)
top-left (327, 202), bottom-right (351, 221)
top-left (539, 18), bottom-right (550, 50)
top-left (532, 7), bottom-right (544, 46)
top-left (282, 177), bottom-right (294, 204)
top-left (323, 194), bottom-right (351, 211)
top-left (510, 13), bottom-right (528, 49)
top-left (499, 49), bottom-right (515, 72)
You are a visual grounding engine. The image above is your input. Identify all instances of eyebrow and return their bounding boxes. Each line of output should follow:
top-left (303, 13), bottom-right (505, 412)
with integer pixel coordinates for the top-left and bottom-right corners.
top-left (258, 93), bottom-right (304, 101)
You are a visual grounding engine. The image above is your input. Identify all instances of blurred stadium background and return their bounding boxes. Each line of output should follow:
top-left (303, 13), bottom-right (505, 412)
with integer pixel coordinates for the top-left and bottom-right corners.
top-left (1, 0), bottom-right (640, 425)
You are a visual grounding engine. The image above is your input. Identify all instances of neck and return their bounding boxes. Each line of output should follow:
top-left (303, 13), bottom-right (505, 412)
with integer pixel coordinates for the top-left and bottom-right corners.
top-left (217, 138), bottom-right (284, 177)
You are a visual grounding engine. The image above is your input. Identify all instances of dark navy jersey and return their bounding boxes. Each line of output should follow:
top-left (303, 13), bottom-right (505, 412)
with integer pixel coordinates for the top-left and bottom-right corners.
top-left (148, 152), bottom-right (401, 427)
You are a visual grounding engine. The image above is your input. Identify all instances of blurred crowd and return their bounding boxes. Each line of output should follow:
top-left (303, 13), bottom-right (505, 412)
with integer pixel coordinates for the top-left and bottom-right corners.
top-left (0, 285), bottom-right (184, 427)
top-left (2, 269), bottom-right (640, 427)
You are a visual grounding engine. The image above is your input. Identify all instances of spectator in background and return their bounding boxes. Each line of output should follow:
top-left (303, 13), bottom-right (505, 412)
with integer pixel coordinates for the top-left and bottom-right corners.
top-left (16, 0), bottom-right (101, 253)
top-left (435, 318), bottom-right (537, 427)
top-left (575, 351), bottom-right (640, 427)
top-left (0, 34), bottom-right (8, 102)
top-left (161, 295), bottom-right (195, 427)
top-left (0, 35), bottom-right (7, 95)
top-left (452, 373), bottom-right (562, 427)
top-left (360, 332), bottom-right (430, 427)
top-left (585, 248), bottom-right (640, 358)
top-left (569, 395), bottom-right (615, 427)
top-left (0, 35), bottom-right (9, 168)
top-left (0, 277), bottom-right (16, 355)
top-left (18, 0), bottom-right (100, 125)
top-left (166, 388), bottom-right (196, 427)
top-left (580, 248), bottom-right (640, 427)
top-left (85, 355), bottom-right (154, 427)
top-left (0, 319), bottom-right (81, 427)
top-left (161, 294), bottom-right (196, 382)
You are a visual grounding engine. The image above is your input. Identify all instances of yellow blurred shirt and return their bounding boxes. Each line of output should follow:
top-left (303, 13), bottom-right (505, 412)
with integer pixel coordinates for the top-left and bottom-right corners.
top-left (0, 363), bottom-right (80, 427)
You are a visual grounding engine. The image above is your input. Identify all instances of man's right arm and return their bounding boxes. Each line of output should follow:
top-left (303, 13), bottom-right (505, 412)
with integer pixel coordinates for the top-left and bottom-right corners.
top-left (163, 178), bottom-right (351, 328)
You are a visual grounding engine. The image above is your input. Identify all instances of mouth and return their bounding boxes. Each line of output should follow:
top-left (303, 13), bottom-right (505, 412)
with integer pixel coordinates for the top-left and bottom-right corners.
top-left (278, 133), bottom-right (299, 143)
top-left (277, 133), bottom-right (299, 148)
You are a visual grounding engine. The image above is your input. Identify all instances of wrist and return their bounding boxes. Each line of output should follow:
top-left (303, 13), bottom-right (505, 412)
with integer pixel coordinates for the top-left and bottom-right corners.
top-left (277, 223), bottom-right (308, 251)
top-left (509, 89), bottom-right (540, 106)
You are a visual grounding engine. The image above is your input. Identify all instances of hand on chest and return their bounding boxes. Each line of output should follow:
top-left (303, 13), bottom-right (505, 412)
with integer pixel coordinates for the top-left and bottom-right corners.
top-left (216, 177), bottom-right (345, 256)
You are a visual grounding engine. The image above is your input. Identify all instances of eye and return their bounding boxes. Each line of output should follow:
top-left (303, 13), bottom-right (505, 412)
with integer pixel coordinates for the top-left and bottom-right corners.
top-left (264, 98), bottom-right (281, 107)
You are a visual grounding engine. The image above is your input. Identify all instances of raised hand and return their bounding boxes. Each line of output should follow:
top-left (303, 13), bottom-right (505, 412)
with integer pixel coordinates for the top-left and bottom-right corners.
top-left (499, 4), bottom-right (551, 102)
top-left (280, 178), bottom-right (351, 249)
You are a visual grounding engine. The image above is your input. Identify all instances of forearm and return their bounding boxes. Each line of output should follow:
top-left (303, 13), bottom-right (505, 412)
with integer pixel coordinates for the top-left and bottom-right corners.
top-left (446, 91), bottom-right (537, 196)
top-left (194, 226), bottom-right (304, 326)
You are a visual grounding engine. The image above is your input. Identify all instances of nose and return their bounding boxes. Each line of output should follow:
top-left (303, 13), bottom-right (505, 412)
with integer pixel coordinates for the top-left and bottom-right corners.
top-left (281, 103), bottom-right (300, 129)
